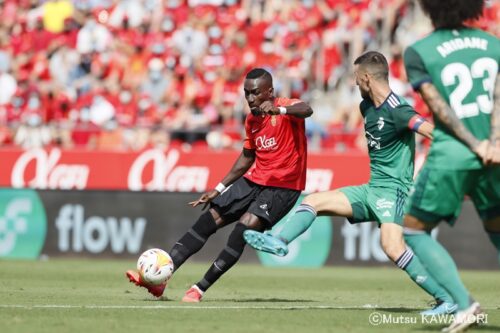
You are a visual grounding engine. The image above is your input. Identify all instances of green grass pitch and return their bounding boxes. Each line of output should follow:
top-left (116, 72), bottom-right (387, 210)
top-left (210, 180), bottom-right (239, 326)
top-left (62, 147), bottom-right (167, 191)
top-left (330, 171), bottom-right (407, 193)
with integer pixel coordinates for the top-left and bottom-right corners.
top-left (1, 259), bottom-right (499, 333)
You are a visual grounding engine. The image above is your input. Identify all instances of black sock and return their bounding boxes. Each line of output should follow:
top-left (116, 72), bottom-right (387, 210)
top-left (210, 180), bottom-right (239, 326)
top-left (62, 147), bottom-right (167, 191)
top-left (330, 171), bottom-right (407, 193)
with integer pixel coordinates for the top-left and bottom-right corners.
top-left (196, 223), bottom-right (249, 292)
top-left (169, 211), bottom-right (217, 271)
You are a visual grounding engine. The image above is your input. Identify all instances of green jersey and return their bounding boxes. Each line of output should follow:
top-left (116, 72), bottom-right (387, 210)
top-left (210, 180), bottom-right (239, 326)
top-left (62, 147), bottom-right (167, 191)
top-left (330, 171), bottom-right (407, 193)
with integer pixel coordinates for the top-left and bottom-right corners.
top-left (404, 28), bottom-right (500, 170)
top-left (360, 92), bottom-right (418, 190)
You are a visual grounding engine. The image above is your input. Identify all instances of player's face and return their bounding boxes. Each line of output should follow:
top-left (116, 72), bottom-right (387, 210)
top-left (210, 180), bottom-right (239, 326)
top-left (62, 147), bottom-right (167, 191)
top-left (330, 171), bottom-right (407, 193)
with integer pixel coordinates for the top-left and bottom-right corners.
top-left (244, 78), bottom-right (273, 115)
top-left (354, 65), bottom-right (370, 100)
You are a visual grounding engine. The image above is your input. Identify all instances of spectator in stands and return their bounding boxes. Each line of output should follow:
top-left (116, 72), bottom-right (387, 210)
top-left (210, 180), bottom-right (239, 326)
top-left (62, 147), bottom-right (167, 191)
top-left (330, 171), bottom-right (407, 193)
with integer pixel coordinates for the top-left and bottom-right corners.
top-left (1, 0), bottom-right (498, 152)
top-left (0, 52), bottom-right (16, 106)
top-left (76, 12), bottom-right (112, 54)
top-left (14, 113), bottom-right (52, 149)
top-left (42, 0), bottom-right (74, 34)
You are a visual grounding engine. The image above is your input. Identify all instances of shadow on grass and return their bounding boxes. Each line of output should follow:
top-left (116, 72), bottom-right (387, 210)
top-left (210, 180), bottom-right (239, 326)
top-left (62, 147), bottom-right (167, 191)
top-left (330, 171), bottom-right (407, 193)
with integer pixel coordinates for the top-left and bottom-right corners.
top-left (232, 298), bottom-right (315, 303)
top-left (373, 307), bottom-right (421, 313)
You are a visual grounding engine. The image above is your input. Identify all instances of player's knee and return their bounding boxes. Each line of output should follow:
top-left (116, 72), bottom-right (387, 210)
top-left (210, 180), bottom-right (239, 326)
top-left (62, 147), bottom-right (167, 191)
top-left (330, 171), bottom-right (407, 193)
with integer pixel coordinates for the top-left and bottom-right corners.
top-left (380, 234), bottom-right (405, 261)
top-left (301, 193), bottom-right (322, 209)
top-left (238, 213), bottom-right (265, 231)
top-left (208, 208), bottom-right (224, 228)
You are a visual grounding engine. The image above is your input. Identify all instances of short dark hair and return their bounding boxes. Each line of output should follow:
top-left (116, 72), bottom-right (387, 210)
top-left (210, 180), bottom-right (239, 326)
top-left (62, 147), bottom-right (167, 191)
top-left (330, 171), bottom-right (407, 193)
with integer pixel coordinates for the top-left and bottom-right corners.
top-left (354, 51), bottom-right (389, 81)
top-left (246, 68), bottom-right (273, 84)
top-left (419, 0), bottom-right (484, 29)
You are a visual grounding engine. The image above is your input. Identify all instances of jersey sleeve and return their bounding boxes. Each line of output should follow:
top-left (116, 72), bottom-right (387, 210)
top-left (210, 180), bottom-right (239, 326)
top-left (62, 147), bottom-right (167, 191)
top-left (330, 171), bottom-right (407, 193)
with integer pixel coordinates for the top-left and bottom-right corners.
top-left (243, 116), bottom-right (256, 150)
top-left (393, 106), bottom-right (419, 133)
top-left (275, 97), bottom-right (304, 124)
top-left (403, 46), bottom-right (432, 91)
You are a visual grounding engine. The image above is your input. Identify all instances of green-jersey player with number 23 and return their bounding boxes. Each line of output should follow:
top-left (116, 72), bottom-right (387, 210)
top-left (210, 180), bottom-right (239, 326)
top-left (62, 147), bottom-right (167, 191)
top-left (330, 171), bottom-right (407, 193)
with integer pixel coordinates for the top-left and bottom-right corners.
top-left (403, 0), bottom-right (500, 332)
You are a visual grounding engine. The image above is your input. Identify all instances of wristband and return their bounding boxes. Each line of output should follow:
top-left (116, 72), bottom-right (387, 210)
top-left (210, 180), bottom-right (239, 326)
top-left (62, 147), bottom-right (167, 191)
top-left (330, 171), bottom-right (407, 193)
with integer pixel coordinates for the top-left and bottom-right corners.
top-left (215, 182), bottom-right (226, 193)
top-left (279, 106), bottom-right (287, 115)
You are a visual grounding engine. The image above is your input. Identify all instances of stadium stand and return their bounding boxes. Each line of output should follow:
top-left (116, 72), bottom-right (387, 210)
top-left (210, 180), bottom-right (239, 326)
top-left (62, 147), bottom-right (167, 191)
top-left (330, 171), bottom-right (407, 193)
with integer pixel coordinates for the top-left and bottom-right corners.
top-left (0, 0), bottom-right (497, 152)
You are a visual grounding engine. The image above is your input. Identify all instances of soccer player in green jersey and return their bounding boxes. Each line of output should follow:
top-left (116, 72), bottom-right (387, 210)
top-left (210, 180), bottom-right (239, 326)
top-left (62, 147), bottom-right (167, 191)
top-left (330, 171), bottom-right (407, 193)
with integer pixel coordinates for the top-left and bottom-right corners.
top-left (402, 0), bottom-right (500, 332)
top-left (243, 51), bottom-right (455, 313)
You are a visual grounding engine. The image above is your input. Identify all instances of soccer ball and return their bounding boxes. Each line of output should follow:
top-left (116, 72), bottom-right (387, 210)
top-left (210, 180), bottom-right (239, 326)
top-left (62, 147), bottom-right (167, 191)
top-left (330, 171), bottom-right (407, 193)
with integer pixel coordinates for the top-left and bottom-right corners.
top-left (137, 248), bottom-right (174, 285)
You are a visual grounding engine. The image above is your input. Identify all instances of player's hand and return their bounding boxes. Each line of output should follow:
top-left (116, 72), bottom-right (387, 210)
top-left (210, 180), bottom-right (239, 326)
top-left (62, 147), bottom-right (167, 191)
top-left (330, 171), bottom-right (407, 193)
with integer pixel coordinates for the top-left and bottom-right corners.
top-left (473, 140), bottom-right (490, 164)
top-left (484, 141), bottom-right (500, 165)
top-left (258, 101), bottom-right (279, 115)
top-left (188, 190), bottom-right (220, 210)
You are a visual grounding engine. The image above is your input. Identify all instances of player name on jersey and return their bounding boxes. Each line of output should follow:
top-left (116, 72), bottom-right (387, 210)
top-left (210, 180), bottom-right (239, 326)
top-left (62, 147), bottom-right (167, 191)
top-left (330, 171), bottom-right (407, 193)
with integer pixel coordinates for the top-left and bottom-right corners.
top-left (437, 36), bottom-right (488, 58)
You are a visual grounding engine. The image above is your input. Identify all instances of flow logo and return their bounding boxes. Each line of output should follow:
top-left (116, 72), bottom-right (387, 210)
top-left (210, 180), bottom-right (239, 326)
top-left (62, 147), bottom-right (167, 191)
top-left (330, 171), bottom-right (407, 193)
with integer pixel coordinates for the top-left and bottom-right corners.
top-left (0, 190), bottom-right (47, 259)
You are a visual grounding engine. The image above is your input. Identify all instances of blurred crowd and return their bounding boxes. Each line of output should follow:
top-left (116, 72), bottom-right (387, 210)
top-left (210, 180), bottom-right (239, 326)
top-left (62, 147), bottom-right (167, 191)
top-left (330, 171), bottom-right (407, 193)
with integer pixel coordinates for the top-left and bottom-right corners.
top-left (0, 0), bottom-right (498, 152)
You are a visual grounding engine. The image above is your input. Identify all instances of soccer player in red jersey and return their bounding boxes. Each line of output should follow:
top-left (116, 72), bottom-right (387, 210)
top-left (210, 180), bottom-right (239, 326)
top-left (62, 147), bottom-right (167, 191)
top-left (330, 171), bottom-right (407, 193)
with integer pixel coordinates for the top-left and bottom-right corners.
top-left (126, 68), bottom-right (313, 301)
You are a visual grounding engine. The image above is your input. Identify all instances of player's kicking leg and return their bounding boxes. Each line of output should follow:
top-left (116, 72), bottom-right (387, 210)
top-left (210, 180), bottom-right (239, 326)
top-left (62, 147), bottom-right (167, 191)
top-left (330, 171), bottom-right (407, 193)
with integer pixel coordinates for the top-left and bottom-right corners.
top-left (125, 270), bottom-right (168, 298)
top-left (126, 209), bottom-right (219, 297)
top-left (182, 212), bottom-right (268, 302)
top-left (244, 189), bottom-right (352, 255)
top-left (245, 185), bottom-right (456, 314)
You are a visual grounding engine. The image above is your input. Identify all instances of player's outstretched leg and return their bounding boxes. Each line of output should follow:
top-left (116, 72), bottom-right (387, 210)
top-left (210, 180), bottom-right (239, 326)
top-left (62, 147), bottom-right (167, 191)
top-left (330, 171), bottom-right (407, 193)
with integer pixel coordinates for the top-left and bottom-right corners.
top-left (125, 210), bottom-right (217, 297)
top-left (169, 210), bottom-right (218, 271)
top-left (182, 222), bottom-right (250, 302)
top-left (243, 230), bottom-right (289, 256)
top-left (243, 203), bottom-right (316, 255)
top-left (380, 223), bottom-right (457, 315)
top-left (243, 230), bottom-right (288, 257)
top-left (403, 224), bottom-right (472, 311)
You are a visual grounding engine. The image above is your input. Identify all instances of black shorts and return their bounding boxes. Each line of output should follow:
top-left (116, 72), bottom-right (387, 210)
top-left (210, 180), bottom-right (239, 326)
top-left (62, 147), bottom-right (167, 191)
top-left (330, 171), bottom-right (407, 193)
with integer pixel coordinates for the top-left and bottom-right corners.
top-left (210, 177), bottom-right (301, 228)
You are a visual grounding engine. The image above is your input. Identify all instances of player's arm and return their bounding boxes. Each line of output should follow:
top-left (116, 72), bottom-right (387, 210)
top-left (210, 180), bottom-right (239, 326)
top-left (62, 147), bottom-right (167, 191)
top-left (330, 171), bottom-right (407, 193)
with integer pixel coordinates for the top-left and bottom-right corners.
top-left (418, 82), bottom-right (489, 158)
top-left (259, 100), bottom-right (313, 118)
top-left (218, 148), bottom-right (256, 187)
top-left (189, 148), bottom-right (255, 208)
top-left (419, 82), bottom-right (480, 148)
top-left (408, 115), bottom-right (434, 140)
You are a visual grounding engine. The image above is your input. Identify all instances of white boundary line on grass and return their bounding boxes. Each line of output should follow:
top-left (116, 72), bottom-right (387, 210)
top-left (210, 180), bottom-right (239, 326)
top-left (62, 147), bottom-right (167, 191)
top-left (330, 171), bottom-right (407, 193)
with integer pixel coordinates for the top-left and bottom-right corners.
top-left (0, 304), bottom-right (411, 310)
top-left (1, 304), bottom-right (497, 310)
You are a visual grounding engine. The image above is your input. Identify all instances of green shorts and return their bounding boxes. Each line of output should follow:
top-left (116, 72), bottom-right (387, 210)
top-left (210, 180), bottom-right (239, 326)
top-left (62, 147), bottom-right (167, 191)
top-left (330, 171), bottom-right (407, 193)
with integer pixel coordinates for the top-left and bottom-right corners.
top-left (407, 165), bottom-right (500, 225)
top-left (340, 184), bottom-right (408, 225)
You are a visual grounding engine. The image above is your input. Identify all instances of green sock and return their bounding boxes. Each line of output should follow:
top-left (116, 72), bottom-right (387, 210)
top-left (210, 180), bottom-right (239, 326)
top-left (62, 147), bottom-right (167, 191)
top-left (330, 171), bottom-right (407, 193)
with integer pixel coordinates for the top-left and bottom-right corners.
top-left (404, 231), bottom-right (471, 310)
top-left (278, 204), bottom-right (317, 243)
top-left (396, 248), bottom-right (454, 304)
top-left (486, 231), bottom-right (500, 265)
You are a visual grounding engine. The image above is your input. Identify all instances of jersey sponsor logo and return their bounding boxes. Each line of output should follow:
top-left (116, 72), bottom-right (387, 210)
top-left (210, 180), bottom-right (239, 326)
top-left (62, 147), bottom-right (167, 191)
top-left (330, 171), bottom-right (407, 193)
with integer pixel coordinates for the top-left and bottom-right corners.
top-left (377, 117), bottom-right (385, 130)
top-left (365, 131), bottom-right (381, 150)
top-left (251, 128), bottom-right (259, 133)
top-left (376, 198), bottom-right (394, 210)
top-left (382, 210), bottom-right (391, 217)
top-left (11, 149), bottom-right (89, 190)
top-left (255, 135), bottom-right (277, 150)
